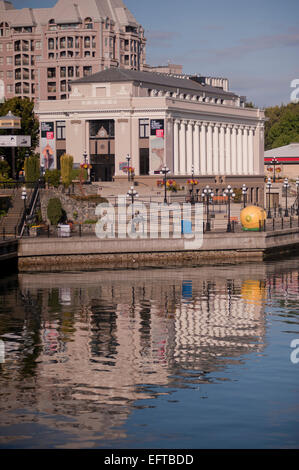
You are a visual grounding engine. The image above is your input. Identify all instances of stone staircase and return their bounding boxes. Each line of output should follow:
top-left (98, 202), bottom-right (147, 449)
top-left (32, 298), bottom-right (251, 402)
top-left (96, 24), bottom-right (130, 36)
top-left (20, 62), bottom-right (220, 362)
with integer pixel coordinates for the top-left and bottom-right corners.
top-left (0, 187), bottom-right (33, 237)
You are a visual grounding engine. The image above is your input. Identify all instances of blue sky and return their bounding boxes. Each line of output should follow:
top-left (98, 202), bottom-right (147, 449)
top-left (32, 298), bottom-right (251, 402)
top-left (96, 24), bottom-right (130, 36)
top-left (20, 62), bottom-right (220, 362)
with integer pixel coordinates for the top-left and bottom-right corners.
top-left (12, 0), bottom-right (299, 108)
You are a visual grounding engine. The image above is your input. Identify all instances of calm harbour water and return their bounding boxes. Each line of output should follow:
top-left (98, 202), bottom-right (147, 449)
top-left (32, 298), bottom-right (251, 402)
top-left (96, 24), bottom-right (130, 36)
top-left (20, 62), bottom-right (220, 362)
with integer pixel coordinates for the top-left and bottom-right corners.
top-left (0, 258), bottom-right (299, 449)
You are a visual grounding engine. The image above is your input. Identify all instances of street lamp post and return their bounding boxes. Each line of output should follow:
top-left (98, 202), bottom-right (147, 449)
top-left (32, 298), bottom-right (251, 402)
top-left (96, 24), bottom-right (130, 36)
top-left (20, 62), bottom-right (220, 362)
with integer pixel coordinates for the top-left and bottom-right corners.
top-left (283, 177), bottom-right (290, 217)
top-left (160, 165), bottom-right (170, 205)
top-left (127, 186), bottom-right (139, 231)
top-left (296, 178), bottom-right (299, 216)
top-left (266, 177), bottom-right (272, 219)
top-left (271, 158), bottom-right (278, 183)
top-left (83, 150), bottom-right (90, 182)
top-left (242, 184), bottom-right (248, 208)
top-left (126, 154), bottom-right (131, 182)
top-left (223, 185), bottom-right (235, 233)
top-left (83, 150), bottom-right (88, 164)
top-left (201, 185), bottom-right (214, 232)
top-left (21, 186), bottom-right (27, 214)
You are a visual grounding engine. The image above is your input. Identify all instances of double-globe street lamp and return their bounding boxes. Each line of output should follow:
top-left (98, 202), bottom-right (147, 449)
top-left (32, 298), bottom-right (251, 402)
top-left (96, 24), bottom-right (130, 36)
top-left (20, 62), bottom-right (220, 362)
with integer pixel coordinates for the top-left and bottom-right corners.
top-left (21, 186), bottom-right (27, 214)
top-left (266, 177), bottom-right (272, 219)
top-left (201, 185), bottom-right (214, 232)
top-left (283, 177), bottom-right (290, 217)
top-left (223, 185), bottom-right (235, 233)
top-left (160, 165), bottom-right (170, 205)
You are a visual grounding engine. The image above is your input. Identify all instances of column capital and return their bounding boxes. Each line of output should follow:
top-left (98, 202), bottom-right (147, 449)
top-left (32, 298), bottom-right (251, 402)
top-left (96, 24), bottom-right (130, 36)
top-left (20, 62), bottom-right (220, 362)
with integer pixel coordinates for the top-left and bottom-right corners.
top-left (188, 120), bottom-right (195, 127)
top-left (201, 121), bottom-right (208, 127)
top-left (174, 119), bottom-right (181, 125)
top-left (181, 120), bottom-right (188, 126)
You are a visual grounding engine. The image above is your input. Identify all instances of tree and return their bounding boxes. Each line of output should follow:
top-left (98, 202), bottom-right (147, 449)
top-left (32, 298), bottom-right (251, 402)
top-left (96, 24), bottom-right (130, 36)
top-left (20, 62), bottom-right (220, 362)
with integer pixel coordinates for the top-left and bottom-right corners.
top-left (47, 198), bottom-right (63, 226)
top-left (0, 160), bottom-right (11, 181)
top-left (264, 102), bottom-right (299, 150)
top-left (60, 153), bottom-right (73, 188)
top-left (0, 97), bottom-right (39, 176)
top-left (24, 154), bottom-right (40, 182)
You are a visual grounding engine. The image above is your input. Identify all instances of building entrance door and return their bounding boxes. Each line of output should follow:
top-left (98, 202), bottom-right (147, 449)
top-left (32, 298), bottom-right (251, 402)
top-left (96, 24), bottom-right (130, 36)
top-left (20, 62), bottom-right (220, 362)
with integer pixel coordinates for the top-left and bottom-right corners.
top-left (90, 155), bottom-right (115, 182)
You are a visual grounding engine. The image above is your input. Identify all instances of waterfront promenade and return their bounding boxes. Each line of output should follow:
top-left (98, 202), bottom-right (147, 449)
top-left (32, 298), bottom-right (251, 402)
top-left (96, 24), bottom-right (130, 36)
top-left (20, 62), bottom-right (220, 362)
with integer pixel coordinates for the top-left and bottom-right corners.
top-left (18, 224), bottom-right (299, 271)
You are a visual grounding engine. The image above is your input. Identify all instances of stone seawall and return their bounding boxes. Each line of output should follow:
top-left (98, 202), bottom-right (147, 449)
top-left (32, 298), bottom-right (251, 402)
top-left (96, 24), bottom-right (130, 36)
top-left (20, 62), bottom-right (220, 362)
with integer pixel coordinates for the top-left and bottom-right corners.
top-left (17, 228), bottom-right (299, 272)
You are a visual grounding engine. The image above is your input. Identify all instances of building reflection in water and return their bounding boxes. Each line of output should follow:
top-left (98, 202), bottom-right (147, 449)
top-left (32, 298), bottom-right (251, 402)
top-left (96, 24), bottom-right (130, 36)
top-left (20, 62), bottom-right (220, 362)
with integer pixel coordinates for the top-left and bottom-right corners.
top-left (1, 261), bottom-right (296, 445)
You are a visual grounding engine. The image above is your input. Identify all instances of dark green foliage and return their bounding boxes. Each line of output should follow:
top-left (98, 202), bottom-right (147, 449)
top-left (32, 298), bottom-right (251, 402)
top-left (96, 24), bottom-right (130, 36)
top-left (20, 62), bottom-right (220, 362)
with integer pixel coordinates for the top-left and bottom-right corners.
top-left (47, 198), bottom-right (63, 226)
top-left (45, 169), bottom-right (61, 188)
top-left (0, 160), bottom-right (11, 181)
top-left (0, 97), bottom-right (39, 174)
top-left (265, 102), bottom-right (299, 150)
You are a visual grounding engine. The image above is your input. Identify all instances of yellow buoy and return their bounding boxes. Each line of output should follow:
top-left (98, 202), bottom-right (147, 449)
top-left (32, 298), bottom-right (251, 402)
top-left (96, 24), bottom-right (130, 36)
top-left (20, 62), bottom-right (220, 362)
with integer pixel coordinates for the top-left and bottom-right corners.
top-left (240, 206), bottom-right (266, 231)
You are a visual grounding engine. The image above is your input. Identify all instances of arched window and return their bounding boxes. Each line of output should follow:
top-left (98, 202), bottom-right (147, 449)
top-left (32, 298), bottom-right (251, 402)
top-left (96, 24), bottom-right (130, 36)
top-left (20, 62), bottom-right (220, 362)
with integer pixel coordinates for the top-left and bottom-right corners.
top-left (84, 17), bottom-right (93, 29)
top-left (15, 54), bottom-right (21, 66)
top-left (15, 68), bottom-right (21, 80)
top-left (15, 82), bottom-right (22, 94)
top-left (48, 19), bottom-right (57, 31)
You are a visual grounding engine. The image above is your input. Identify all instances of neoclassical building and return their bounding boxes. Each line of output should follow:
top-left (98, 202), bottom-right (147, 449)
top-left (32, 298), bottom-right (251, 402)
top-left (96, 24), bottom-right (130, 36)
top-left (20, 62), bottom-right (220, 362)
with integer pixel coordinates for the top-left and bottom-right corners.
top-left (35, 67), bottom-right (266, 203)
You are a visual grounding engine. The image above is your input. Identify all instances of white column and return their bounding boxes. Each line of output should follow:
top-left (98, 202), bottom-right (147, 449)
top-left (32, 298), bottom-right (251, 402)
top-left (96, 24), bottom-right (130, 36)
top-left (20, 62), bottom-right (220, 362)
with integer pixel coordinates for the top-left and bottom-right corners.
top-left (219, 124), bottom-right (225, 175)
top-left (237, 125), bottom-right (243, 175)
top-left (186, 120), bottom-right (194, 174)
top-left (206, 122), bottom-right (213, 175)
top-left (200, 122), bottom-right (207, 175)
top-left (248, 127), bottom-right (254, 175)
top-left (213, 123), bottom-right (220, 175)
top-left (173, 119), bottom-right (180, 175)
top-left (193, 122), bottom-right (200, 175)
top-left (225, 124), bottom-right (231, 175)
top-left (243, 126), bottom-right (249, 175)
top-left (231, 125), bottom-right (237, 175)
top-left (179, 120), bottom-right (187, 175)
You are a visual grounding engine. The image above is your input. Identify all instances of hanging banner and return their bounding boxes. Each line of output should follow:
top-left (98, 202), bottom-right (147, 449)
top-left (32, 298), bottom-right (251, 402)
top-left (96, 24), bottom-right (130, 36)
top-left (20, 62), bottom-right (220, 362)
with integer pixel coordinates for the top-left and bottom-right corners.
top-left (150, 119), bottom-right (165, 173)
top-left (40, 122), bottom-right (55, 170)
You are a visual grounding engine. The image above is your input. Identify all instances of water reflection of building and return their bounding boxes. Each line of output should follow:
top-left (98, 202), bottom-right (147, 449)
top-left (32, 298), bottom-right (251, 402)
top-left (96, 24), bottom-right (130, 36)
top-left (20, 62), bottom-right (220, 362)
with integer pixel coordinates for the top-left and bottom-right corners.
top-left (1, 264), bottom-right (275, 445)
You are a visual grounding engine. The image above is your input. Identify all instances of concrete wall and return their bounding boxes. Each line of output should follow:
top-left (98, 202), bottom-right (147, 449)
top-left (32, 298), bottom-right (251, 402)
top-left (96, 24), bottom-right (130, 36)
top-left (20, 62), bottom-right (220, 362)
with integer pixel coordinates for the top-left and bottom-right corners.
top-left (18, 228), bottom-right (299, 271)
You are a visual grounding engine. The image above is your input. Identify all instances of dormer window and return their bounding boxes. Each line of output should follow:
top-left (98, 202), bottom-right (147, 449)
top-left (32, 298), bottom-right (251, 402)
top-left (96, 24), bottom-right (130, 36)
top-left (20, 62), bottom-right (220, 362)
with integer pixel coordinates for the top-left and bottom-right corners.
top-left (84, 17), bottom-right (93, 30)
top-left (48, 19), bottom-right (57, 31)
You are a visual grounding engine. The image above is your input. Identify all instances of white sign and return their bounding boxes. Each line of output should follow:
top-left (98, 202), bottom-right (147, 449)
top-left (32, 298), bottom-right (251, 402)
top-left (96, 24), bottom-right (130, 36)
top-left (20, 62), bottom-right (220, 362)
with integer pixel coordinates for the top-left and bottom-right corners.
top-left (16, 135), bottom-right (31, 147)
top-left (0, 135), bottom-right (31, 147)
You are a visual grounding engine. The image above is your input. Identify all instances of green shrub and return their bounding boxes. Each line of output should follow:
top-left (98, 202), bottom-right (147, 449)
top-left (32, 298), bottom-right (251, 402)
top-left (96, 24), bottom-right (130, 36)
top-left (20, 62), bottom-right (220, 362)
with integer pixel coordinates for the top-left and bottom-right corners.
top-left (71, 168), bottom-right (87, 181)
top-left (60, 153), bottom-right (73, 188)
top-left (24, 154), bottom-right (40, 182)
top-left (70, 195), bottom-right (108, 203)
top-left (45, 169), bottom-right (61, 188)
top-left (0, 160), bottom-right (10, 180)
top-left (47, 198), bottom-right (63, 226)
top-left (83, 219), bottom-right (98, 224)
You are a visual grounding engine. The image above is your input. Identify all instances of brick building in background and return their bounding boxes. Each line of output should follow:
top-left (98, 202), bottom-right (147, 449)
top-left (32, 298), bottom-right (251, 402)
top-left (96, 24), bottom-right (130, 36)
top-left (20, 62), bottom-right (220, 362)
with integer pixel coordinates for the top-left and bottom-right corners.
top-left (0, 0), bottom-right (147, 101)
